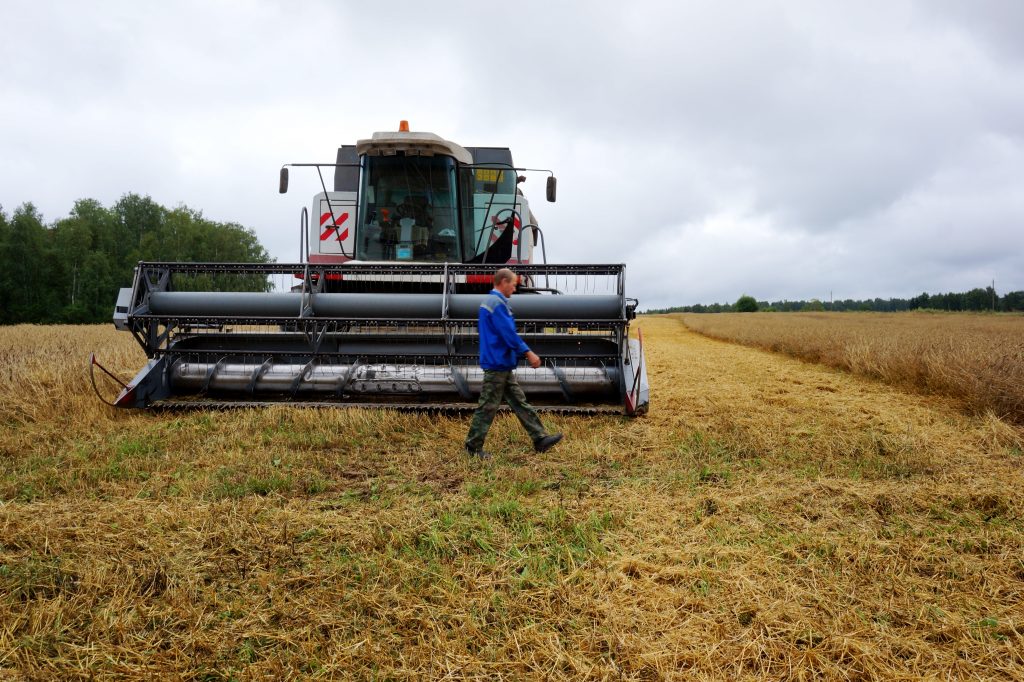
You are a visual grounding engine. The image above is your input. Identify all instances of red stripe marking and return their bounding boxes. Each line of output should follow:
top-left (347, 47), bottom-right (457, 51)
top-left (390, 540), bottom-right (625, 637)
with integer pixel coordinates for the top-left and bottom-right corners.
top-left (319, 212), bottom-right (350, 241)
top-left (320, 211), bottom-right (349, 226)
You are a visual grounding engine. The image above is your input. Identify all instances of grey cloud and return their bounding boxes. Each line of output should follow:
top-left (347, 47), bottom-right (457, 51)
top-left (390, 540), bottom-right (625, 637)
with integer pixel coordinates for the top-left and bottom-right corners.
top-left (1, 0), bottom-right (1022, 307)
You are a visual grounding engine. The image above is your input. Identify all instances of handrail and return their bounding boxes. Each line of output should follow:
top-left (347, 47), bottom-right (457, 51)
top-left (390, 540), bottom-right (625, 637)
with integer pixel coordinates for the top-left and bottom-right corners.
top-left (300, 207), bottom-right (309, 262)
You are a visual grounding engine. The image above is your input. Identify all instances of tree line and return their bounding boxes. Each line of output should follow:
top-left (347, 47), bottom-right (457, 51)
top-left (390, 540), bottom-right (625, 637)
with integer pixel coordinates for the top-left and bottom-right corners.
top-left (648, 287), bottom-right (1024, 314)
top-left (0, 195), bottom-right (272, 325)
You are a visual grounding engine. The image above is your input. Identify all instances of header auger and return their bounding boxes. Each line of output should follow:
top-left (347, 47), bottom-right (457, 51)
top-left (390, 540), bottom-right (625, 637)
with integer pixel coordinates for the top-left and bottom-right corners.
top-left (104, 124), bottom-right (649, 414)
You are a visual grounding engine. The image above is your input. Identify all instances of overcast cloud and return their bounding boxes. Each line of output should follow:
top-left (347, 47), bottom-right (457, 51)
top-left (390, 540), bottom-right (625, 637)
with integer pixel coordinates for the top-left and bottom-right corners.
top-left (2, 0), bottom-right (1022, 309)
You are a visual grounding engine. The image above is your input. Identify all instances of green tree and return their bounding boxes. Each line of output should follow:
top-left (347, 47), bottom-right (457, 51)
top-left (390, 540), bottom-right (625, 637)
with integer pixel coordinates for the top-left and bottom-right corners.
top-left (1002, 291), bottom-right (1024, 312)
top-left (0, 204), bottom-right (61, 323)
top-left (114, 193), bottom-right (164, 259)
top-left (735, 294), bottom-right (758, 312)
top-left (51, 199), bottom-right (123, 322)
top-left (0, 205), bottom-right (8, 317)
top-left (964, 287), bottom-right (992, 311)
top-left (804, 298), bottom-right (826, 312)
top-left (1, 195), bottom-right (273, 324)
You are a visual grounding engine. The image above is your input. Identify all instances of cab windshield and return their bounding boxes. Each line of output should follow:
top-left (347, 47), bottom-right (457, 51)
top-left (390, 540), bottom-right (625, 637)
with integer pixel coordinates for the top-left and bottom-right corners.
top-left (459, 164), bottom-right (520, 261)
top-left (356, 155), bottom-right (460, 262)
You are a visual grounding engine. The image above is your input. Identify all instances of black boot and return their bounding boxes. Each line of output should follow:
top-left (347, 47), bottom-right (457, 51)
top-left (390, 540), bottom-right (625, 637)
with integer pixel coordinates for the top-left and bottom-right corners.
top-left (465, 445), bottom-right (493, 460)
top-left (533, 433), bottom-right (563, 453)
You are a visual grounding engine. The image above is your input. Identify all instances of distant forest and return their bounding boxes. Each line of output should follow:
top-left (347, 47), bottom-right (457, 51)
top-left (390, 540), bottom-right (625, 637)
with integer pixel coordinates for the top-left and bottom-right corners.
top-left (0, 196), bottom-right (272, 325)
top-left (648, 288), bottom-right (1024, 314)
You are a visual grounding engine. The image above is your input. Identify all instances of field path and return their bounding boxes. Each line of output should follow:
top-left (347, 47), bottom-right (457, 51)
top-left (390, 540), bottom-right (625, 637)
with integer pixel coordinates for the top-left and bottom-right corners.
top-left (635, 314), bottom-right (1002, 477)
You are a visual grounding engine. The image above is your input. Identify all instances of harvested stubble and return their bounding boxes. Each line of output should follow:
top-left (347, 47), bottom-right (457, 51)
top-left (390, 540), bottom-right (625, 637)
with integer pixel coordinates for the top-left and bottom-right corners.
top-left (679, 311), bottom-right (1024, 424)
top-left (1, 318), bottom-right (1023, 680)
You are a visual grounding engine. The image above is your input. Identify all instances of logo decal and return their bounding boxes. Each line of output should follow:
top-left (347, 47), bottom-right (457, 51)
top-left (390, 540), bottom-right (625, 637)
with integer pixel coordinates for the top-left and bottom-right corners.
top-left (320, 212), bottom-right (350, 241)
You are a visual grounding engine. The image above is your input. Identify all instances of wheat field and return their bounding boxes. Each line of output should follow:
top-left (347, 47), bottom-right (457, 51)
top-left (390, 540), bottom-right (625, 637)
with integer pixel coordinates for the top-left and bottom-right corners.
top-left (679, 311), bottom-right (1024, 424)
top-left (1, 317), bottom-right (1022, 679)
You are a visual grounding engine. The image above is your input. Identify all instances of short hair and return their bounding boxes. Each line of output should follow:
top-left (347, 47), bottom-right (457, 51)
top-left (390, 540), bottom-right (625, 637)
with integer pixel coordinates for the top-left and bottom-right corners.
top-left (494, 268), bottom-right (516, 286)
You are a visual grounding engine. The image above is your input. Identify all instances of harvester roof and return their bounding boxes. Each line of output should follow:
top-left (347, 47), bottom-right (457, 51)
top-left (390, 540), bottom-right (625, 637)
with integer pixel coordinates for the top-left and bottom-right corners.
top-left (356, 130), bottom-right (473, 164)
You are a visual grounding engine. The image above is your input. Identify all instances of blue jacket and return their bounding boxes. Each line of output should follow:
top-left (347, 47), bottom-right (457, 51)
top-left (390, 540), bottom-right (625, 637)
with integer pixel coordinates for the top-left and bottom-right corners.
top-left (478, 290), bottom-right (531, 371)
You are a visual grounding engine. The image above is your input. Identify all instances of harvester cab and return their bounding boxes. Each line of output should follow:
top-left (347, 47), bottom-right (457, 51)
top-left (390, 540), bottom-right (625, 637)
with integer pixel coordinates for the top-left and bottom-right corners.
top-left (104, 123), bottom-right (650, 414)
top-left (283, 122), bottom-right (550, 280)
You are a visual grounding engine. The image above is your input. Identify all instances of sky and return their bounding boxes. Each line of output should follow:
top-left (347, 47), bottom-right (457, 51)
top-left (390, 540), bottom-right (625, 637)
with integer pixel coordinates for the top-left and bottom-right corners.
top-left (2, 0), bottom-right (1022, 310)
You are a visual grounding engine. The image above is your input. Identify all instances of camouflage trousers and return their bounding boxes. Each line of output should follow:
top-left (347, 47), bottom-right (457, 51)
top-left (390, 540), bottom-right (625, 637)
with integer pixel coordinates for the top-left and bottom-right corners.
top-left (465, 370), bottom-right (546, 451)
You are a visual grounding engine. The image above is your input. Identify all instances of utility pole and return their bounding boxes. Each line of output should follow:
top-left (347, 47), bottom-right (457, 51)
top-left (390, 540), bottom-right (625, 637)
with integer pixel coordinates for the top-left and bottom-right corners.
top-left (992, 278), bottom-right (996, 312)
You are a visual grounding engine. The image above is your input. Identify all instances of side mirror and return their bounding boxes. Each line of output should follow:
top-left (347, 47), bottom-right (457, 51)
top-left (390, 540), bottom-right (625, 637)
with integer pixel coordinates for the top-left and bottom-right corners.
top-left (279, 167), bottom-right (289, 194)
top-left (546, 175), bottom-right (557, 202)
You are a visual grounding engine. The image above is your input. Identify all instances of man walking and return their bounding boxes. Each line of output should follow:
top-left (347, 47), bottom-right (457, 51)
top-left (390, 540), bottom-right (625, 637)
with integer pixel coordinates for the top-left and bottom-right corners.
top-left (465, 268), bottom-right (563, 458)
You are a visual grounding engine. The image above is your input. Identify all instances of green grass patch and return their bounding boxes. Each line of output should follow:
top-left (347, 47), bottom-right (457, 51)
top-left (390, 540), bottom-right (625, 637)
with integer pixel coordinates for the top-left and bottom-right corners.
top-left (0, 554), bottom-right (77, 601)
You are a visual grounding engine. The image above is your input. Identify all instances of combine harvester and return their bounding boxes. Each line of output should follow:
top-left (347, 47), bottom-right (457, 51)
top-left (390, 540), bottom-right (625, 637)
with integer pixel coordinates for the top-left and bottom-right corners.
top-left (102, 123), bottom-right (649, 415)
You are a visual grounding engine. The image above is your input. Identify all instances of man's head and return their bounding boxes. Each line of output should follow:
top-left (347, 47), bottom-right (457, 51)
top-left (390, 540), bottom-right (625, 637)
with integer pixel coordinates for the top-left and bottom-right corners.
top-left (494, 268), bottom-right (517, 297)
